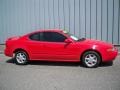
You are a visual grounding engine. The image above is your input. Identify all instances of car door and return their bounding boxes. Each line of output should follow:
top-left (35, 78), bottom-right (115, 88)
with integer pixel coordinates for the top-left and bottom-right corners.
top-left (27, 32), bottom-right (47, 60)
top-left (41, 32), bottom-right (79, 61)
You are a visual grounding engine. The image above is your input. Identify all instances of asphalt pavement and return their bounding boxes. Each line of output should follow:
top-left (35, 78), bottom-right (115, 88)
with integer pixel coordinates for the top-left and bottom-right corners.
top-left (0, 54), bottom-right (120, 90)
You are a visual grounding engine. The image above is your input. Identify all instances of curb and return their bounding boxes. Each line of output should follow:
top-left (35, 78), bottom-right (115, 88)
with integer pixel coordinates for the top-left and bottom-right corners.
top-left (119, 52), bottom-right (120, 55)
top-left (0, 51), bottom-right (3, 54)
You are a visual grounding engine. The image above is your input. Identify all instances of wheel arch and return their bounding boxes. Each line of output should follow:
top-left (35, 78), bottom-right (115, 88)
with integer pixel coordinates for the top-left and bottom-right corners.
top-left (80, 49), bottom-right (102, 62)
top-left (13, 48), bottom-right (29, 59)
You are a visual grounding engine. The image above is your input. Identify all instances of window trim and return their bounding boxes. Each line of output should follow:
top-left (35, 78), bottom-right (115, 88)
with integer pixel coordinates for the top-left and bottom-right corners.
top-left (28, 31), bottom-right (68, 43)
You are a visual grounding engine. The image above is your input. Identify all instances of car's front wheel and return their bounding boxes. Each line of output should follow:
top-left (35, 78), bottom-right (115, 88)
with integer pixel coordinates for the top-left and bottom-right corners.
top-left (82, 51), bottom-right (101, 68)
top-left (14, 51), bottom-right (28, 65)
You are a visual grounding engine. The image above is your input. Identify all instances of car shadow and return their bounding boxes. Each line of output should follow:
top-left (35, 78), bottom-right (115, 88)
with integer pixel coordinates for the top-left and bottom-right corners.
top-left (6, 58), bottom-right (15, 63)
top-left (6, 59), bottom-right (113, 67)
top-left (99, 62), bottom-right (113, 67)
top-left (6, 59), bottom-right (80, 67)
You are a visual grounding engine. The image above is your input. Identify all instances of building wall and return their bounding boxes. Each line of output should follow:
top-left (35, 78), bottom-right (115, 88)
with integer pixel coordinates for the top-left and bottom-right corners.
top-left (0, 0), bottom-right (120, 44)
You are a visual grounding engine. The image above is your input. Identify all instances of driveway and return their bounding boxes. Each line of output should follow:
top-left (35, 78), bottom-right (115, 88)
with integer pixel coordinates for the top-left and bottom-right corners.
top-left (0, 54), bottom-right (120, 90)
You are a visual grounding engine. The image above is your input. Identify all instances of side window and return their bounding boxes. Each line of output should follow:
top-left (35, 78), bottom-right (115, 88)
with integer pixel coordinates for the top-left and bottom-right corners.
top-left (29, 32), bottom-right (67, 42)
top-left (29, 33), bottom-right (40, 41)
top-left (43, 32), bottom-right (67, 42)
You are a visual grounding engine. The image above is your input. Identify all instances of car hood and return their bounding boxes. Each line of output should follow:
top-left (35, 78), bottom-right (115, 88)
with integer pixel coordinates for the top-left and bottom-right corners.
top-left (79, 39), bottom-right (113, 48)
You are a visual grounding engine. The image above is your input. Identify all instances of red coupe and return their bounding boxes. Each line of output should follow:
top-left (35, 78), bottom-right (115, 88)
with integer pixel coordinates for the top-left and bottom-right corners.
top-left (4, 29), bottom-right (118, 68)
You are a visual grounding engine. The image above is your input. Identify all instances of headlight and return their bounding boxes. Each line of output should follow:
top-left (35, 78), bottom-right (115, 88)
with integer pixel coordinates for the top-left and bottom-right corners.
top-left (107, 47), bottom-right (115, 52)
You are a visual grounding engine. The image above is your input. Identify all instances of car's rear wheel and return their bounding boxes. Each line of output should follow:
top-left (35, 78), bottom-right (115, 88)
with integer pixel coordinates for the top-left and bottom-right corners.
top-left (14, 51), bottom-right (28, 65)
top-left (82, 51), bottom-right (101, 68)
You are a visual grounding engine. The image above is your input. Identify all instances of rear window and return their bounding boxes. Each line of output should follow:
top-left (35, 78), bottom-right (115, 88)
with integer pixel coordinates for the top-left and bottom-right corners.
top-left (29, 33), bottom-right (40, 41)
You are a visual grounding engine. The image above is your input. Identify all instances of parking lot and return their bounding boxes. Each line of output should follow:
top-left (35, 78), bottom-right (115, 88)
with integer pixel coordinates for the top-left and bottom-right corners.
top-left (0, 54), bottom-right (120, 90)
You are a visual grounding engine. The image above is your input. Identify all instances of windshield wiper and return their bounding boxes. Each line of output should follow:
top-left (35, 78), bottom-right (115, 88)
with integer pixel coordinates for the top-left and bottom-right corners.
top-left (78, 38), bottom-right (86, 41)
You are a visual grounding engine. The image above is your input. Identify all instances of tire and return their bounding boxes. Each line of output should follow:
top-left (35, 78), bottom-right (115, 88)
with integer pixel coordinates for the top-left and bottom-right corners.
top-left (14, 51), bottom-right (28, 65)
top-left (82, 51), bottom-right (101, 68)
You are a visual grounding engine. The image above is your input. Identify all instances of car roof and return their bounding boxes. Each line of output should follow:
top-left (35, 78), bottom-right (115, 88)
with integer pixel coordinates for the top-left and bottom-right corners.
top-left (24, 29), bottom-right (64, 36)
top-left (32, 29), bottom-right (63, 33)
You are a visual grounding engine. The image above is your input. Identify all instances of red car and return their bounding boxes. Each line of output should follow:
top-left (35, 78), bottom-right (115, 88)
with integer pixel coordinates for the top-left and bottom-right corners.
top-left (4, 29), bottom-right (118, 68)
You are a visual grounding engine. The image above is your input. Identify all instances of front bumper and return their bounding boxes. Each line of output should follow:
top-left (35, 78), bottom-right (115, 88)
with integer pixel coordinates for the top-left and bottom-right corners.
top-left (103, 48), bottom-right (118, 62)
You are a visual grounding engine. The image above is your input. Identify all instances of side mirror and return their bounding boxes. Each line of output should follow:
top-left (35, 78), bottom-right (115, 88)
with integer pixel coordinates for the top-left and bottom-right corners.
top-left (64, 39), bottom-right (72, 43)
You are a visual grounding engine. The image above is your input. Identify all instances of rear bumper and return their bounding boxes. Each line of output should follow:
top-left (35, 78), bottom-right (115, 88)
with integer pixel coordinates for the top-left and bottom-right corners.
top-left (4, 48), bottom-right (13, 57)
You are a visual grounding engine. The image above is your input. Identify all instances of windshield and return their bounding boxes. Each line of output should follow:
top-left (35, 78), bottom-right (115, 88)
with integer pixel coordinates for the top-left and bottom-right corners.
top-left (63, 30), bottom-right (86, 41)
top-left (63, 30), bottom-right (79, 41)
top-left (70, 35), bottom-right (79, 41)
